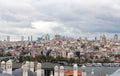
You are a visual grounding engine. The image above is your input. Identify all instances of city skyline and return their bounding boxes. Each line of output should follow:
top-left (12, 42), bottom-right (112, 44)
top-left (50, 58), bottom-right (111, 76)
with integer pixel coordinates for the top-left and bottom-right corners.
top-left (0, 0), bottom-right (120, 36)
top-left (0, 33), bottom-right (119, 41)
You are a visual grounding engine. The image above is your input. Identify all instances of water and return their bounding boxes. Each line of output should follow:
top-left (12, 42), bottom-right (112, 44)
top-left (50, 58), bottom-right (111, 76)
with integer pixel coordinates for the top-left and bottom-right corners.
top-left (64, 66), bottom-right (119, 75)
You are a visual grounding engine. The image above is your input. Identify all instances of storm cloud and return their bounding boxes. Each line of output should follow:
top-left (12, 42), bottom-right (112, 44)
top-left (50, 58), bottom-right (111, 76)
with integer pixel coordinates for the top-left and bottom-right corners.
top-left (0, 0), bottom-right (120, 38)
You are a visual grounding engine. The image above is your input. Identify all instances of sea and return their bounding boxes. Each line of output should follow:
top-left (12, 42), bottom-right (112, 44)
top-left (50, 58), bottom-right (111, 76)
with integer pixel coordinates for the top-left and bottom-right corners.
top-left (64, 66), bottom-right (119, 75)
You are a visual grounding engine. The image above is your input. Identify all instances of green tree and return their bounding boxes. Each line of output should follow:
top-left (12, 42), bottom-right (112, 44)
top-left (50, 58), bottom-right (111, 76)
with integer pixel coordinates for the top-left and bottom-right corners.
top-left (5, 52), bottom-right (12, 56)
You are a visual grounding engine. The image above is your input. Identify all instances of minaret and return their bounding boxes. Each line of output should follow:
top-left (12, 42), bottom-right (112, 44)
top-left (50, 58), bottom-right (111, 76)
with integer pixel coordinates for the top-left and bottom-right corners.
top-left (6, 59), bottom-right (12, 74)
top-left (1, 61), bottom-right (6, 73)
top-left (23, 64), bottom-right (28, 76)
top-left (60, 66), bottom-right (64, 76)
top-left (36, 63), bottom-right (42, 76)
top-left (54, 66), bottom-right (59, 76)
top-left (73, 64), bottom-right (78, 76)
top-left (30, 62), bottom-right (34, 72)
top-left (81, 65), bottom-right (87, 76)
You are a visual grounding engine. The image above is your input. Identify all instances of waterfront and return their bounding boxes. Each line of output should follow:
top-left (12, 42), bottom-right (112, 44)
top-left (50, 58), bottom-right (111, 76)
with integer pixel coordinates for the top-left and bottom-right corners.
top-left (64, 66), bottom-right (119, 75)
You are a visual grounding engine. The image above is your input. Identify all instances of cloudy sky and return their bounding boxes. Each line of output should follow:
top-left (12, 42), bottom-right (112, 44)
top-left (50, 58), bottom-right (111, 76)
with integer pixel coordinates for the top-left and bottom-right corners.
top-left (0, 0), bottom-right (120, 39)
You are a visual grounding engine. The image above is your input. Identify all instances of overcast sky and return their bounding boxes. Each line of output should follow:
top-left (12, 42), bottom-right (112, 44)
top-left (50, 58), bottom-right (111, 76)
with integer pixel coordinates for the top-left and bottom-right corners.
top-left (0, 0), bottom-right (120, 39)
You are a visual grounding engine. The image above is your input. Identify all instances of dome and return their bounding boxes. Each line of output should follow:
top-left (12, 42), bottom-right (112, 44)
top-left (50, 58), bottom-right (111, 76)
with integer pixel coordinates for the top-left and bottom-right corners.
top-left (30, 62), bottom-right (34, 68)
top-left (60, 66), bottom-right (64, 70)
top-left (30, 62), bottom-right (34, 65)
top-left (7, 59), bottom-right (12, 62)
top-left (6, 60), bottom-right (12, 64)
top-left (37, 63), bottom-right (41, 67)
top-left (36, 63), bottom-right (41, 69)
top-left (1, 61), bottom-right (5, 64)
top-left (81, 65), bottom-right (86, 72)
top-left (54, 66), bottom-right (59, 71)
top-left (25, 61), bottom-right (30, 64)
top-left (73, 64), bottom-right (78, 68)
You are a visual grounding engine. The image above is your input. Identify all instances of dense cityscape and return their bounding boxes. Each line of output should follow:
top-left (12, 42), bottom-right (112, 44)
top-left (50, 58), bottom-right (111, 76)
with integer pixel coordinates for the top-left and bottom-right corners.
top-left (0, 34), bottom-right (120, 64)
top-left (1, 0), bottom-right (120, 76)
top-left (0, 34), bottom-right (120, 76)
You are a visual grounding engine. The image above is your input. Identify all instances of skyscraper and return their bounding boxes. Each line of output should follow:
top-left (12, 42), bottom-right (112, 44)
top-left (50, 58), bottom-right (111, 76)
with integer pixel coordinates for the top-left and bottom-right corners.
top-left (7, 36), bottom-right (10, 42)
top-left (45, 34), bottom-right (50, 41)
top-left (28, 36), bottom-right (30, 41)
top-left (114, 34), bottom-right (118, 41)
top-left (102, 34), bottom-right (106, 41)
top-left (31, 35), bottom-right (33, 41)
top-left (100, 35), bottom-right (102, 41)
top-left (55, 34), bottom-right (61, 40)
top-left (85, 37), bottom-right (88, 40)
top-left (21, 36), bottom-right (24, 41)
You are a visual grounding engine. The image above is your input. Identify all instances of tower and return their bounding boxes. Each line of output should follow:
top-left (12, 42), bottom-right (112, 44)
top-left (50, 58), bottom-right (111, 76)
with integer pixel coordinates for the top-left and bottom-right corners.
top-left (31, 35), bottom-right (33, 41)
top-left (45, 34), bottom-right (50, 41)
top-left (23, 64), bottom-right (28, 76)
top-left (6, 59), bottom-right (12, 74)
top-left (30, 62), bottom-right (34, 72)
top-left (7, 36), bottom-right (10, 42)
top-left (100, 35), bottom-right (102, 41)
top-left (95, 37), bottom-right (97, 41)
top-left (114, 34), bottom-right (118, 41)
top-left (21, 36), bottom-right (24, 41)
top-left (55, 35), bottom-right (61, 40)
top-left (84, 37), bottom-right (87, 40)
top-left (1, 61), bottom-right (6, 73)
top-left (73, 64), bottom-right (78, 76)
top-left (54, 66), bottom-right (59, 76)
top-left (102, 34), bottom-right (106, 41)
top-left (60, 66), bottom-right (64, 76)
top-left (36, 63), bottom-right (42, 76)
top-left (28, 36), bottom-right (30, 41)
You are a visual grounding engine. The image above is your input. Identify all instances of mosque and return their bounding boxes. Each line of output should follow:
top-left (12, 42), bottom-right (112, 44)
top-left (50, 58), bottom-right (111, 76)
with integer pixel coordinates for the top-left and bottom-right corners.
top-left (0, 59), bottom-right (89, 76)
top-left (0, 59), bottom-right (119, 76)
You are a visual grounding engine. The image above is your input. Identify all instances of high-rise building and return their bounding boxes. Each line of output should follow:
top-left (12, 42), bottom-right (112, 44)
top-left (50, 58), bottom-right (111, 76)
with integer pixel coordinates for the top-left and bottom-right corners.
top-left (31, 35), bottom-right (33, 41)
top-left (100, 35), bottom-right (102, 41)
top-left (102, 34), bottom-right (106, 41)
top-left (7, 36), bottom-right (10, 42)
top-left (21, 36), bottom-right (24, 41)
top-left (95, 37), bottom-right (97, 41)
top-left (61, 35), bottom-right (66, 40)
top-left (114, 34), bottom-right (118, 41)
top-left (37, 36), bottom-right (43, 41)
top-left (84, 37), bottom-right (88, 40)
top-left (45, 34), bottom-right (50, 41)
top-left (28, 36), bottom-right (30, 41)
top-left (79, 37), bottom-right (82, 40)
top-left (55, 35), bottom-right (61, 40)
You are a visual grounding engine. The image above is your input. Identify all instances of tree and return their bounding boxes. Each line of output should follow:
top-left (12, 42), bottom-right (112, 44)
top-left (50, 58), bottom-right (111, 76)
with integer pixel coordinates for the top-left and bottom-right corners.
top-left (81, 44), bottom-right (86, 48)
top-left (94, 46), bottom-right (99, 50)
top-left (19, 56), bottom-right (24, 63)
top-left (5, 52), bottom-right (12, 56)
